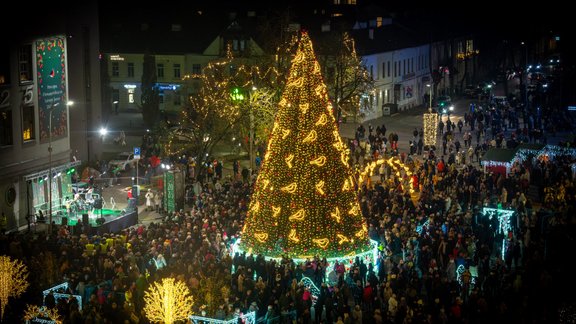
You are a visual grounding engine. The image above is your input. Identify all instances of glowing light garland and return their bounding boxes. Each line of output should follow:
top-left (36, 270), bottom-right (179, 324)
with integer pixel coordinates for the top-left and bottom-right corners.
top-left (423, 112), bottom-right (439, 147)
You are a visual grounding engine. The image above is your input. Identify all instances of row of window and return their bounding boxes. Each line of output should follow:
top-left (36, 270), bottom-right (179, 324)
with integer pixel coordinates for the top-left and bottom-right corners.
top-left (370, 54), bottom-right (429, 80)
top-left (111, 62), bottom-right (202, 79)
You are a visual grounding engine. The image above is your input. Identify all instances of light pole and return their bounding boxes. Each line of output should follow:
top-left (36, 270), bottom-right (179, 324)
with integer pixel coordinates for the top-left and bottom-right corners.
top-left (426, 84), bottom-right (432, 111)
top-left (521, 41), bottom-right (529, 109)
top-left (47, 103), bottom-right (58, 234)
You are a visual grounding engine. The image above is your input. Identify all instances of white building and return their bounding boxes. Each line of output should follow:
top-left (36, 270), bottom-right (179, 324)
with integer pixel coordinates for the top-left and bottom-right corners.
top-left (353, 24), bottom-right (431, 120)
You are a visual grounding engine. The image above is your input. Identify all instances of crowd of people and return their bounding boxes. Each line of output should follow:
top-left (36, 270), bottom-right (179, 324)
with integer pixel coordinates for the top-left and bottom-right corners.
top-left (1, 103), bottom-right (575, 323)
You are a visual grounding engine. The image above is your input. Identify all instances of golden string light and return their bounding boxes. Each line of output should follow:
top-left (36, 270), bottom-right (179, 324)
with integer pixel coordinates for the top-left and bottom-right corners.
top-left (310, 156), bottom-right (326, 166)
top-left (255, 233), bottom-right (269, 242)
top-left (144, 278), bottom-right (194, 324)
top-left (423, 112), bottom-right (439, 147)
top-left (312, 238), bottom-right (330, 249)
top-left (302, 130), bottom-right (317, 143)
top-left (289, 229), bottom-right (300, 242)
top-left (272, 206), bottom-right (281, 217)
top-left (285, 154), bottom-right (294, 168)
top-left (337, 234), bottom-right (350, 245)
top-left (289, 209), bottom-right (306, 221)
top-left (316, 114), bottom-right (328, 126)
top-left (281, 182), bottom-right (297, 193)
top-left (316, 181), bottom-right (325, 195)
top-left (331, 207), bottom-right (341, 223)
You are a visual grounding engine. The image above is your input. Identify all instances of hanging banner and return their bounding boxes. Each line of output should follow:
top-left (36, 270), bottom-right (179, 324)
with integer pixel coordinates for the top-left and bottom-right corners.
top-left (36, 35), bottom-right (67, 142)
top-left (164, 171), bottom-right (175, 213)
top-left (60, 174), bottom-right (72, 200)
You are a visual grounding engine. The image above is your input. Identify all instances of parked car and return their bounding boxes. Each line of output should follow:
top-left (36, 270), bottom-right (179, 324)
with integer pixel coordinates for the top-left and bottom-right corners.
top-left (108, 152), bottom-right (137, 172)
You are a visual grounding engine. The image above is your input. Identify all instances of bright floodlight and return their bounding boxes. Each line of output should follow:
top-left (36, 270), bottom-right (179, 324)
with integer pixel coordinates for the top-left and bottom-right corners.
top-left (99, 127), bottom-right (108, 136)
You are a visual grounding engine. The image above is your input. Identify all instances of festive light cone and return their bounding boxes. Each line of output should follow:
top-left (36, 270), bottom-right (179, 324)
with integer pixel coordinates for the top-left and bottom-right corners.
top-left (240, 31), bottom-right (371, 259)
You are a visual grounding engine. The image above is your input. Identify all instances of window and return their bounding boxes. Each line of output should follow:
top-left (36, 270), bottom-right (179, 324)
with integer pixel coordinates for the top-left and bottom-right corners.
top-left (382, 62), bottom-right (385, 79)
top-left (394, 62), bottom-right (397, 77)
top-left (192, 64), bottom-right (201, 75)
top-left (403, 60), bottom-right (406, 76)
top-left (19, 44), bottom-right (32, 83)
top-left (112, 62), bottom-right (119, 77)
top-left (173, 64), bottom-right (181, 78)
top-left (128, 88), bottom-right (135, 103)
top-left (0, 107), bottom-right (12, 146)
top-left (387, 61), bottom-right (390, 77)
top-left (370, 65), bottom-right (373, 78)
top-left (159, 94), bottom-right (164, 104)
top-left (232, 39), bottom-right (246, 52)
top-left (174, 93), bottom-right (181, 105)
top-left (157, 64), bottom-right (164, 78)
top-left (127, 63), bottom-right (134, 77)
top-left (22, 103), bottom-right (35, 141)
top-left (466, 39), bottom-right (474, 53)
top-left (411, 58), bottom-right (414, 73)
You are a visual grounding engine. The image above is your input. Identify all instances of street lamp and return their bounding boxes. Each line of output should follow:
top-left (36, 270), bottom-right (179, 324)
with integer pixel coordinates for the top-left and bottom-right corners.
top-left (521, 41), bottom-right (529, 109)
top-left (426, 84), bottom-right (432, 110)
top-left (47, 103), bottom-right (59, 234)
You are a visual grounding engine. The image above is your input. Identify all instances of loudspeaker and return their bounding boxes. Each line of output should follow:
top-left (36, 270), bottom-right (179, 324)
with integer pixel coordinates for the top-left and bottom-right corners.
top-left (61, 217), bottom-right (68, 226)
top-left (93, 198), bottom-right (103, 209)
top-left (82, 213), bottom-right (89, 224)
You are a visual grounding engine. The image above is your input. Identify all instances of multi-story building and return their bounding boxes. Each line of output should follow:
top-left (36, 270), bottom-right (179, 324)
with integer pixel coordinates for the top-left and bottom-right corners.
top-left (100, 8), bottom-right (266, 121)
top-left (0, 2), bottom-right (103, 232)
top-left (353, 23), bottom-right (431, 118)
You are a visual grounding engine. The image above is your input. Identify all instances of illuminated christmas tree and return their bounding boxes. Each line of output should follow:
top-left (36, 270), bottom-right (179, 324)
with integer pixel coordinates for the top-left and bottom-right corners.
top-left (240, 31), bottom-right (371, 259)
top-left (0, 256), bottom-right (29, 321)
top-left (144, 278), bottom-right (193, 324)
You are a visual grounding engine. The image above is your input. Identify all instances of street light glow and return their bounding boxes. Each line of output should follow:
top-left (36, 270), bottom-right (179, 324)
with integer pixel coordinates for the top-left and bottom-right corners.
top-left (99, 127), bottom-right (108, 136)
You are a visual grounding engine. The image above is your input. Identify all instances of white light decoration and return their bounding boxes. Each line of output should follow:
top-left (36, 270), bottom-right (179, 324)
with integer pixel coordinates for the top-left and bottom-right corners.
top-left (482, 207), bottom-right (515, 260)
top-left (190, 311), bottom-right (256, 324)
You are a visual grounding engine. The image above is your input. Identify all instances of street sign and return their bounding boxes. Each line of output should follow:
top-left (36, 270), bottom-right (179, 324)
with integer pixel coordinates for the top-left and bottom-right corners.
top-left (134, 147), bottom-right (141, 160)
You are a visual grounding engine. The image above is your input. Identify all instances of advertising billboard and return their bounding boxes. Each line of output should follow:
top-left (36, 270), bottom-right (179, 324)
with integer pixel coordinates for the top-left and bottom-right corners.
top-left (36, 36), bottom-right (67, 142)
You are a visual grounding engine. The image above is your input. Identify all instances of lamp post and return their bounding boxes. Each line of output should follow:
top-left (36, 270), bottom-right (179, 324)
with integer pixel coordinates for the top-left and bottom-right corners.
top-left (521, 41), bottom-right (529, 109)
top-left (423, 84), bottom-right (438, 148)
top-left (47, 103), bottom-right (58, 234)
top-left (426, 84), bottom-right (432, 111)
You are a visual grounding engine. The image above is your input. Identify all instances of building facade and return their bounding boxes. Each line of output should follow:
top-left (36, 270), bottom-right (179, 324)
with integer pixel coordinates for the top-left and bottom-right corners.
top-left (0, 3), bottom-right (102, 232)
top-left (363, 44), bottom-right (431, 118)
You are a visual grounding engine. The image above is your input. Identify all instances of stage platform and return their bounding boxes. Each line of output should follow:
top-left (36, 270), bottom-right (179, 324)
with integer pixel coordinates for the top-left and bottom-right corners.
top-left (42, 208), bottom-right (138, 234)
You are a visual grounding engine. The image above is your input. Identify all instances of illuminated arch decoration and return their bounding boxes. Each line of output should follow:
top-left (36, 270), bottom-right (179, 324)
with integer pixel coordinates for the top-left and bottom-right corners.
top-left (358, 157), bottom-right (415, 193)
top-left (23, 305), bottom-right (63, 324)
